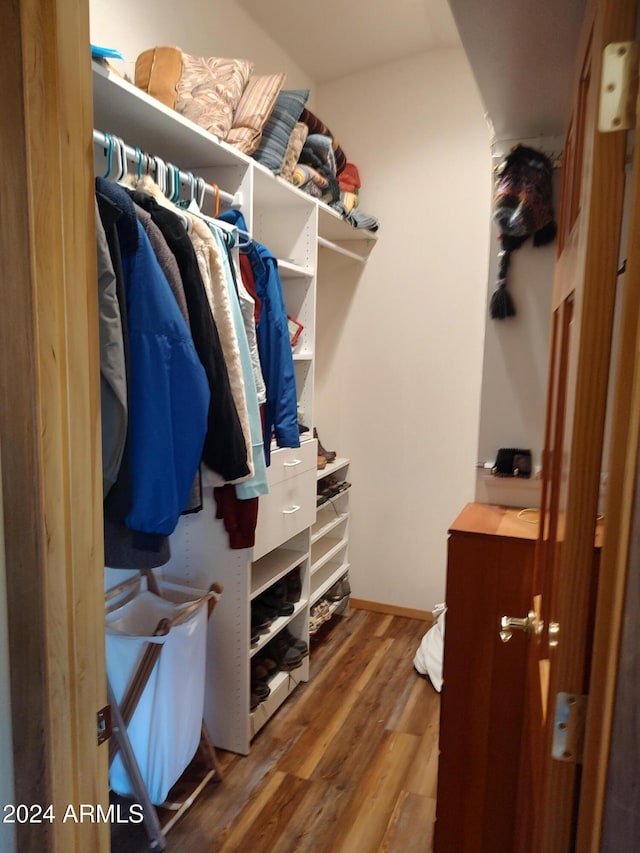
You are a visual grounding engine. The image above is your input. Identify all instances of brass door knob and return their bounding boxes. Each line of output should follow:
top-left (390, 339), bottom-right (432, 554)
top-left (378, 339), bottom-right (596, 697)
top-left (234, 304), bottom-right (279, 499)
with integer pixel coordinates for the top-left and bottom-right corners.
top-left (499, 610), bottom-right (544, 643)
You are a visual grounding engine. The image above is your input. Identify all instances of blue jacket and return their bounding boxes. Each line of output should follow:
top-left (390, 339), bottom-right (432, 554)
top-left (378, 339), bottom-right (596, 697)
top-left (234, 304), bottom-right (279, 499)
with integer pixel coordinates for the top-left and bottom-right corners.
top-left (219, 210), bottom-right (300, 463)
top-left (97, 178), bottom-right (210, 536)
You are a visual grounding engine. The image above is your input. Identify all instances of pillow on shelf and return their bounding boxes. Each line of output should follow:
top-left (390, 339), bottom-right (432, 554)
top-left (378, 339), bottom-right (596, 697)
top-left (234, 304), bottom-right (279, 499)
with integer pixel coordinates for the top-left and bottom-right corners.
top-left (175, 54), bottom-right (254, 141)
top-left (281, 122), bottom-right (309, 183)
top-left (226, 72), bottom-right (287, 155)
top-left (135, 46), bottom-right (184, 110)
top-left (299, 107), bottom-right (347, 175)
top-left (252, 89), bottom-right (310, 174)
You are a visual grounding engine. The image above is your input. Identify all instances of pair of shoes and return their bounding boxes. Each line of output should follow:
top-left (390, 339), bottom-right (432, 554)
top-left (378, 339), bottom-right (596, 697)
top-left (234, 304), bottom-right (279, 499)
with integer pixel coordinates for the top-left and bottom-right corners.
top-left (253, 650), bottom-right (278, 676)
top-left (251, 601), bottom-right (273, 632)
top-left (257, 579), bottom-right (294, 617)
top-left (282, 627), bottom-right (308, 657)
top-left (327, 576), bottom-right (351, 602)
top-left (284, 567), bottom-right (302, 603)
top-left (265, 632), bottom-right (304, 670)
top-left (317, 454), bottom-right (327, 470)
top-left (251, 659), bottom-right (272, 707)
top-left (314, 428), bottom-right (336, 463)
top-left (309, 600), bottom-right (332, 635)
top-left (317, 477), bottom-right (351, 506)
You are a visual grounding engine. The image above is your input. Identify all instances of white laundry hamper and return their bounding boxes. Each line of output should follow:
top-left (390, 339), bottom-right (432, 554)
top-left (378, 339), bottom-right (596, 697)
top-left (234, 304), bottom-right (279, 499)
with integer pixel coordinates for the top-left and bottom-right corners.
top-left (106, 586), bottom-right (208, 805)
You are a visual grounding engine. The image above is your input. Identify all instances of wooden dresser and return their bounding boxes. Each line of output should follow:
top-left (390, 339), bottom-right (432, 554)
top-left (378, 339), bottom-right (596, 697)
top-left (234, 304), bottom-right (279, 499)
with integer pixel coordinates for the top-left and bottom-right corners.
top-left (434, 502), bottom-right (538, 853)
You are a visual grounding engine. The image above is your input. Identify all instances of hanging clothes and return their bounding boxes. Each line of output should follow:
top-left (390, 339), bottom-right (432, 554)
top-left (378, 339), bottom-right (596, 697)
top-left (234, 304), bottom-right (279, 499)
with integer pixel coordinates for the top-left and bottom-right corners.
top-left (229, 247), bottom-right (266, 406)
top-left (130, 179), bottom-right (250, 483)
top-left (95, 198), bottom-right (127, 499)
top-left (219, 209), bottom-right (300, 464)
top-left (188, 215), bottom-right (254, 484)
top-left (133, 200), bottom-right (203, 515)
top-left (96, 177), bottom-right (210, 543)
top-left (210, 225), bottom-right (269, 500)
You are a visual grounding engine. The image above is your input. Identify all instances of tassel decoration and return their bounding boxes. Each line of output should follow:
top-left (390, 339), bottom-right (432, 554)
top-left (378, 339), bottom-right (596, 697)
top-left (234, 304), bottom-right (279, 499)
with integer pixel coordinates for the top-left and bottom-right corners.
top-left (490, 249), bottom-right (517, 319)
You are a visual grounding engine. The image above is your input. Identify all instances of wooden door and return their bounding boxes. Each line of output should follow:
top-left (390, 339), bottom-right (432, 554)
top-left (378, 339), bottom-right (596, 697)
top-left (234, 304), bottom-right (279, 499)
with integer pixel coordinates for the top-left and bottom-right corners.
top-left (516, 0), bottom-right (638, 850)
top-left (0, 1), bottom-right (109, 851)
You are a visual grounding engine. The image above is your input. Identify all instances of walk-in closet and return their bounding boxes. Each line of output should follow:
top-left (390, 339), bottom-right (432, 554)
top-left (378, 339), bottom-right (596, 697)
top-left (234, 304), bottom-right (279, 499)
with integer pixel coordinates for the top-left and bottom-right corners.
top-left (3, 0), bottom-right (640, 851)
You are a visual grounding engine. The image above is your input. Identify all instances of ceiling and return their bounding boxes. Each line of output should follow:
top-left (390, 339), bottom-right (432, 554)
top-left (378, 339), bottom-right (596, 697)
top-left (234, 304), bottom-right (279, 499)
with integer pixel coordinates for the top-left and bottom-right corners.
top-left (236, 0), bottom-right (462, 82)
top-left (237, 0), bottom-right (587, 142)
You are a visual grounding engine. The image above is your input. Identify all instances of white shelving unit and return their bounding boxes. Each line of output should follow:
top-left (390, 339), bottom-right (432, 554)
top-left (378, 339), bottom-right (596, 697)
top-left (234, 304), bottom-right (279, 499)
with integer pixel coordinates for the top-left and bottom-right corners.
top-left (94, 62), bottom-right (374, 755)
top-left (311, 459), bottom-right (351, 611)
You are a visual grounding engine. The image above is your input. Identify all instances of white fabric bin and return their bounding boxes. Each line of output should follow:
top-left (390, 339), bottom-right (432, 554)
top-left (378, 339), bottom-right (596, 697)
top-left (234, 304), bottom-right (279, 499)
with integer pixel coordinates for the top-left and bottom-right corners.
top-left (106, 587), bottom-right (208, 805)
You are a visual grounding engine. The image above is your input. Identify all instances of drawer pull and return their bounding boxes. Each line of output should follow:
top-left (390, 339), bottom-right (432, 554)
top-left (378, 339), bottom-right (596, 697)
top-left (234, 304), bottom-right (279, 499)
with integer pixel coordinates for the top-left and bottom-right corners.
top-left (283, 459), bottom-right (302, 468)
top-left (282, 505), bottom-right (301, 514)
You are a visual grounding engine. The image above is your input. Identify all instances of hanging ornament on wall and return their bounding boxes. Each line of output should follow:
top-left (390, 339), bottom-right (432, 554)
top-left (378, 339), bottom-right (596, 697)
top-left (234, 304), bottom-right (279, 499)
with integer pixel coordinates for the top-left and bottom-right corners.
top-left (490, 145), bottom-right (557, 319)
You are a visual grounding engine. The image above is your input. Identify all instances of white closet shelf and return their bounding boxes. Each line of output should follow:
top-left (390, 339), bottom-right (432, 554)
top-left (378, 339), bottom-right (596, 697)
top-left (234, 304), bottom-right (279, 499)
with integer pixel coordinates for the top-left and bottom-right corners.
top-left (310, 560), bottom-right (350, 606)
top-left (317, 205), bottom-right (378, 247)
top-left (317, 457), bottom-right (350, 480)
top-left (317, 236), bottom-right (369, 263)
top-left (249, 599), bottom-right (308, 657)
top-left (251, 547), bottom-right (307, 599)
top-left (93, 62), bottom-right (250, 170)
top-left (293, 352), bottom-right (313, 362)
top-left (311, 536), bottom-right (347, 576)
top-left (311, 511), bottom-right (350, 545)
top-left (277, 259), bottom-right (315, 280)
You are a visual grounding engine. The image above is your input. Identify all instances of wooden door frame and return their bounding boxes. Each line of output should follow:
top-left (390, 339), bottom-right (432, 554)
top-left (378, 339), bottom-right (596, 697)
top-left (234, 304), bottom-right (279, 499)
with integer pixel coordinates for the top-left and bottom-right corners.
top-left (577, 67), bottom-right (640, 848)
top-left (0, 1), bottom-right (109, 851)
top-left (538, 0), bottom-right (639, 848)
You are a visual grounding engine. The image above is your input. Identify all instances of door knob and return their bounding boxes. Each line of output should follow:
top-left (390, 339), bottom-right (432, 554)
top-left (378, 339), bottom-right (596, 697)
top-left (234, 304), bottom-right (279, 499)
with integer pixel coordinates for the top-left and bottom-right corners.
top-left (499, 610), bottom-right (543, 643)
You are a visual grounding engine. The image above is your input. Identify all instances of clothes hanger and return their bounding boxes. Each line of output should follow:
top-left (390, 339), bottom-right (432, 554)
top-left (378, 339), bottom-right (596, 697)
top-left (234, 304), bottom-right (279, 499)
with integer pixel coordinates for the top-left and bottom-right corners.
top-left (115, 136), bottom-right (128, 181)
top-left (172, 166), bottom-right (182, 204)
top-left (102, 133), bottom-right (115, 179)
top-left (135, 147), bottom-right (144, 180)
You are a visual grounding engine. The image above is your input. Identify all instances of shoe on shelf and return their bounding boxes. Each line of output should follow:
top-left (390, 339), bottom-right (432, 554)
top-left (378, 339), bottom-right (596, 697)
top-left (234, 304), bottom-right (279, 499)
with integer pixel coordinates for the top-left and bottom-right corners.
top-left (254, 652), bottom-right (278, 676)
top-left (266, 634), bottom-right (303, 671)
top-left (282, 627), bottom-right (308, 657)
top-left (317, 454), bottom-right (327, 470)
top-left (258, 579), bottom-right (295, 616)
top-left (285, 567), bottom-right (302, 603)
top-left (251, 680), bottom-right (270, 702)
top-left (314, 427), bottom-right (336, 463)
top-left (251, 602), bottom-right (273, 631)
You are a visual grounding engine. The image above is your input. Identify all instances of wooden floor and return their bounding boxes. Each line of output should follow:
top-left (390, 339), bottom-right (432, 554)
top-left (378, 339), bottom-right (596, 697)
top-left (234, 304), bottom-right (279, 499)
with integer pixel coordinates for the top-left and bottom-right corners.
top-left (111, 607), bottom-right (440, 853)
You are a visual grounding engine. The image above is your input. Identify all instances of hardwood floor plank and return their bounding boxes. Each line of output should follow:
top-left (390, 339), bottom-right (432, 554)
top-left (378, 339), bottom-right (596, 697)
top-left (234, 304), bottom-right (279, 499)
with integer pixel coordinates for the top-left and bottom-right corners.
top-left (279, 638), bottom-right (395, 779)
top-left (392, 674), bottom-right (439, 735)
top-left (330, 730), bottom-right (422, 853)
top-left (379, 790), bottom-right (436, 853)
top-left (403, 713), bottom-right (441, 798)
top-left (311, 640), bottom-right (424, 789)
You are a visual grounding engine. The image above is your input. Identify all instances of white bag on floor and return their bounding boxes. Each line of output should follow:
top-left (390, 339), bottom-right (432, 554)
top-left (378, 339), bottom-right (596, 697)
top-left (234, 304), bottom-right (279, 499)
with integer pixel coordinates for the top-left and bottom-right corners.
top-left (106, 588), bottom-right (207, 805)
top-left (413, 603), bottom-right (446, 692)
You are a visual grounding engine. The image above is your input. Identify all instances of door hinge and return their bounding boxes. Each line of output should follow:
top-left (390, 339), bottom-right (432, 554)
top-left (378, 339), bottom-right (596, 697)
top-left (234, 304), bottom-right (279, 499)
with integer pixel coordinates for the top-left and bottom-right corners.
top-left (552, 692), bottom-right (587, 764)
top-left (97, 705), bottom-right (112, 745)
top-left (599, 42), bottom-right (639, 132)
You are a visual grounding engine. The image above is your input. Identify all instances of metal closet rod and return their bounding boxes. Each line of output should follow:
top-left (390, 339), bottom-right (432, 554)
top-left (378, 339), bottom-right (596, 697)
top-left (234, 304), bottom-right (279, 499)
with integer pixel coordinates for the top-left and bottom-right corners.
top-left (93, 129), bottom-right (238, 208)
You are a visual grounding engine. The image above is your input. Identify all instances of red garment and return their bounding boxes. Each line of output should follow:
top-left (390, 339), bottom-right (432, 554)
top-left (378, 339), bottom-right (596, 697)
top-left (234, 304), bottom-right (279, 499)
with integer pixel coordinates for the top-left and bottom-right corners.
top-left (239, 253), bottom-right (261, 324)
top-left (339, 162), bottom-right (361, 194)
top-left (213, 485), bottom-right (259, 549)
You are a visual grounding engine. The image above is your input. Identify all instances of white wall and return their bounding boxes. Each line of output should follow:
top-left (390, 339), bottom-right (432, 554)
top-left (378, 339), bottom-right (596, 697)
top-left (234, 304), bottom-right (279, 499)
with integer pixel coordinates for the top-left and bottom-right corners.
top-left (316, 51), bottom-right (492, 609)
top-left (89, 0), bottom-right (314, 94)
top-left (0, 451), bottom-right (16, 853)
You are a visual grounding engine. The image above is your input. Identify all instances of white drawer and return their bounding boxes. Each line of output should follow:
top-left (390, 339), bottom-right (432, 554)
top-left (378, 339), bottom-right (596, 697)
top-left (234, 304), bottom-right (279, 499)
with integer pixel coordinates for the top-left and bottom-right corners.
top-left (252, 466), bottom-right (316, 560)
top-left (268, 439), bottom-right (317, 487)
